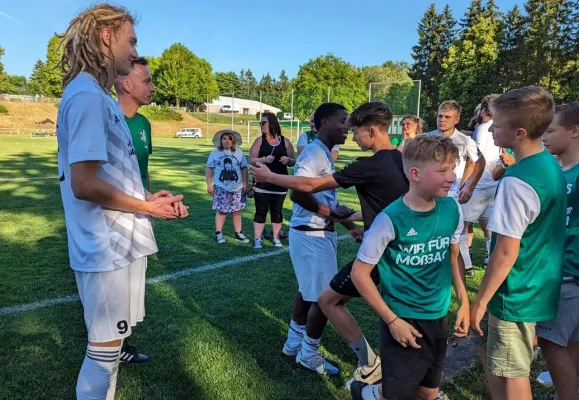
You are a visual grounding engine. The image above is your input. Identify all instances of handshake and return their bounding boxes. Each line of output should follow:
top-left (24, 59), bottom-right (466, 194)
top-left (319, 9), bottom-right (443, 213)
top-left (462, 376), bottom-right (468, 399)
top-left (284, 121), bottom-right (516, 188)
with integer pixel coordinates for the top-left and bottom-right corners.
top-left (329, 204), bottom-right (357, 220)
top-left (145, 190), bottom-right (189, 220)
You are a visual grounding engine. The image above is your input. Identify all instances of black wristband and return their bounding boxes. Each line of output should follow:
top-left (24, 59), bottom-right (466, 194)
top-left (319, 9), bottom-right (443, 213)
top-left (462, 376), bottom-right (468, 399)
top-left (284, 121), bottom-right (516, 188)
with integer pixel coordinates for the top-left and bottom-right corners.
top-left (387, 316), bottom-right (398, 326)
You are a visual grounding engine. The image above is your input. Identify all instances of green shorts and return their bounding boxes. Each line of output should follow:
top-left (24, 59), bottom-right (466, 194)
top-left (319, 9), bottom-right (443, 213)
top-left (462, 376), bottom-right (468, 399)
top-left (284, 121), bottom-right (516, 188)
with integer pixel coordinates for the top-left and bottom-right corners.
top-left (470, 312), bottom-right (536, 378)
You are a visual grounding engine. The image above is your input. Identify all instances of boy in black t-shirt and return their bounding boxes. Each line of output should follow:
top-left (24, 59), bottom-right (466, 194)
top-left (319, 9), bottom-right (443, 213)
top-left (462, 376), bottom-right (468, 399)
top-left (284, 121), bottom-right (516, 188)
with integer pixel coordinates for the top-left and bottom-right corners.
top-left (250, 102), bottom-right (409, 386)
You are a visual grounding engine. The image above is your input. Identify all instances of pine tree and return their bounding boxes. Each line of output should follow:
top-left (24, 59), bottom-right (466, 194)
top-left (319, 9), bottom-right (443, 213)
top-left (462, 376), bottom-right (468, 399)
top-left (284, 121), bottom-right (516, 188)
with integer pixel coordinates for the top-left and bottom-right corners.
top-left (440, 0), bottom-right (502, 119)
top-left (276, 69), bottom-right (290, 92)
top-left (523, 0), bottom-right (576, 98)
top-left (411, 4), bottom-right (456, 128)
top-left (497, 5), bottom-right (527, 91)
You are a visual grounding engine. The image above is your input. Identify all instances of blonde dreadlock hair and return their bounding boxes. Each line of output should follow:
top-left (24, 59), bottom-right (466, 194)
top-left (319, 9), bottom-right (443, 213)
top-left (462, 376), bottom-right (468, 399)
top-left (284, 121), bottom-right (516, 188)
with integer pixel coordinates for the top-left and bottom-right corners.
top-left (59, 4), bottom-right (135, 90)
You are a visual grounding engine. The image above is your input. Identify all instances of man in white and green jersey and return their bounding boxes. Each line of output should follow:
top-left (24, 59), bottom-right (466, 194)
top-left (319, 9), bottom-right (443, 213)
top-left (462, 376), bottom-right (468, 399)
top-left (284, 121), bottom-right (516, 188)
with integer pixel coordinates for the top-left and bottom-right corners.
top-left (350, 135), bottom-right (470, 400)
top-left (427, 100), bottom-right (486, 278)
top-left (114, 57), bottom-right (156, 364)
top-left (115, 57), bottom-right (155, 191)
top-left (538, 102), bottom-right (579, 400)
top-left (471, 87), bottom-right (566, 400)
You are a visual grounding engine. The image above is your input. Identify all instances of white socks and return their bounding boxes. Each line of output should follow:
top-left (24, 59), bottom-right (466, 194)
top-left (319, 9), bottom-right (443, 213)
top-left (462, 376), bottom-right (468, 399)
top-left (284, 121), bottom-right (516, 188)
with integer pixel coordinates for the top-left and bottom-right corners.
top-left (285, 320), bottom-right (305, 349)
top-left (76, 343), bottom-right (122, 400)
top-left (459, 233), bottom-right (473, 269)
top-left (361, 384), bottom-right (382, 400)
top-left (485, 237), bottom-right (492, 257)
top-left (300, 333), bottom-right (321, 360)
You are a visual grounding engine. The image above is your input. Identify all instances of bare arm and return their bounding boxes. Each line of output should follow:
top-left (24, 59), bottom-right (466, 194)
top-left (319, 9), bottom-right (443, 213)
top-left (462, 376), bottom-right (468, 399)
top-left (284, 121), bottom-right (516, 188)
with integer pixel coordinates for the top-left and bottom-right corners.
top-left (289, 190), bottom-right (331, 217)
top-left (459, 155), bottom-right (486, 204)
top-left (331, 149), bottom-right (339, 162)
top-left (471, 235), bottom-right (520, 334)
top-left (297, 146), bottom-right (305, 156)
top-left (249, 137), bottom-right (266, 165)
top-left (71, 161), bottom-right (180, 219)
top-left (250, 163), bottom-right (340, 193)
top-left (450, 243), bottom-right (470, 336)
top-left (492, 164), bottom-right (506, 181)
top-left (352, 259), bottom-right (397, 323)
top-left (285, 138), bottom-right (296, 167)
top-left (242, 167), bottom-right (248, 190)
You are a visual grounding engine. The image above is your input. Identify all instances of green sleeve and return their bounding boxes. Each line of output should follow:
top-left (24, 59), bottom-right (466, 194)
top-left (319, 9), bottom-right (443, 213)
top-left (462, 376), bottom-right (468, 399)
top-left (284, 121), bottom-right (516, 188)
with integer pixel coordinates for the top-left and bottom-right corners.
top-left (144, 116), bottom-right (152, 155)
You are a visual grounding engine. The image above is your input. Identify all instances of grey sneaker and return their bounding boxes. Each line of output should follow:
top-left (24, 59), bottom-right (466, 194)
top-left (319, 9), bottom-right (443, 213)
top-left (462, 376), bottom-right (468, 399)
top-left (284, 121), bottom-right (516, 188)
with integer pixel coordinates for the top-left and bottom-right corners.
top-left (253, 238), bottom-right (263, 249)
top-left (215, 232), bottom-right (225, 244)
top-left (235, 232), bottom-right (250, 243)
top-left (272, 238), bottom-right (283, 248)
top-left (465, 268), bottom-right (475, 278)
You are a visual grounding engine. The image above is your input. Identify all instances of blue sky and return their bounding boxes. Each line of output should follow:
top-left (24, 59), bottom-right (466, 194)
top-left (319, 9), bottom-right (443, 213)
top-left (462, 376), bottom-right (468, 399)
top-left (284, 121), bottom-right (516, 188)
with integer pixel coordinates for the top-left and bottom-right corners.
top-left (1, 0), bottom-right (522, 80)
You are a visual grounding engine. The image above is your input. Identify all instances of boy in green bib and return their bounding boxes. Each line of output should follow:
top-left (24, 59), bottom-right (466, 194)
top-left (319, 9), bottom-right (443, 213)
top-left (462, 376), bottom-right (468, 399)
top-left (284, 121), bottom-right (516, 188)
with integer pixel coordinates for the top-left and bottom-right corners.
top-left (470, 87), bottom-right (566, 400)
top-left (538, 102), bottom-right (579, 400)
top-left (350, 135), bottom-right (470, 400)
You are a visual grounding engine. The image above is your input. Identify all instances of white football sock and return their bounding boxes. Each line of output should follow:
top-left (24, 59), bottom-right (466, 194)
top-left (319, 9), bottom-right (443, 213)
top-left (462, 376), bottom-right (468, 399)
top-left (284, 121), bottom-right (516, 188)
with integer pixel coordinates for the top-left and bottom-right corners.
top-left (299, 333), bottom-right (321, 360)
top-left (361, 384), bottom-right (381, 400)
top-left (285, 320), bottom-right (305, 349)
top-left (76, 343), bottom-right (122, 400)
top-left (485, 237), bottom-right (492, 257)
top-left (459, 233), bottom-right (473, 269)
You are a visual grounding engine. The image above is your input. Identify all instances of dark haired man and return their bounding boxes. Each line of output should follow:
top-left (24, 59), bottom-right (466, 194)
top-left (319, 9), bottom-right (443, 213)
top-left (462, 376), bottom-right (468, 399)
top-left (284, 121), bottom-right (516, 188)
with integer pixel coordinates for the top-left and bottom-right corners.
top-left (251, 102), bottom-right (409, 385)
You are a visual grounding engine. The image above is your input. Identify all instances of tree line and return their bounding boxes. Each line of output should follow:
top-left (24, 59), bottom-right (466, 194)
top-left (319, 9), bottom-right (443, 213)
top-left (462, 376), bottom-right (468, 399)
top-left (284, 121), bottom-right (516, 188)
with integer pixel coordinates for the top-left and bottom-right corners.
top-left (413, 0), bottom-right (579, 127)
top-left (1, 0), bottom-right (577, 124)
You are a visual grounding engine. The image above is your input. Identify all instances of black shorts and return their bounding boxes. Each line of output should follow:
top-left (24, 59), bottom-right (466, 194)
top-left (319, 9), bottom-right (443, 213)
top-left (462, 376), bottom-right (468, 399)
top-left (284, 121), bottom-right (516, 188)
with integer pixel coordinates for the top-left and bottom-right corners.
top-left (328, 259), bottom-right (380, 297)
top-left (253, 192), bottom-right (286, 224)
top-left (380, 316), bottom-right (449, 399)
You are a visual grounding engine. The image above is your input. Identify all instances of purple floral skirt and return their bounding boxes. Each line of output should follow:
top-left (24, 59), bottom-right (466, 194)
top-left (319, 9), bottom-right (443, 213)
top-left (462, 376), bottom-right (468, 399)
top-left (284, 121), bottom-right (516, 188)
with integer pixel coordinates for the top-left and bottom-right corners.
top-left (212, 185), bottom-right (246, 213)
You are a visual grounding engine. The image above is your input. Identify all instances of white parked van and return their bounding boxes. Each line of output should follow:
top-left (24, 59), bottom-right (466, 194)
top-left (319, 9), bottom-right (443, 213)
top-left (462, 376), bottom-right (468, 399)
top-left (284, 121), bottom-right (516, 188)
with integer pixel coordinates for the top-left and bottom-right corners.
top-left (175, 128), bottom-right (202, 138)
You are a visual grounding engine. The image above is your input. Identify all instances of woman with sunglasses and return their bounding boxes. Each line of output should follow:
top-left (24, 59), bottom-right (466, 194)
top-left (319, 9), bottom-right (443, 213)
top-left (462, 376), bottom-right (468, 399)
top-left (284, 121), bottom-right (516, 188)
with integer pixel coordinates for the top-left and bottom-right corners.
top-left (249, 112), bottom-right (296, 249)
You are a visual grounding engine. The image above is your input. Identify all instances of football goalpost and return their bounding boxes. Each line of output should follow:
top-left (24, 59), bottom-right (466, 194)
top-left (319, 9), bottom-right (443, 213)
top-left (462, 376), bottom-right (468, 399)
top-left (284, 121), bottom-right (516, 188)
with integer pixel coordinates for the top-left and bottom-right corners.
top-left (368, 80), bottom-right (422, 137)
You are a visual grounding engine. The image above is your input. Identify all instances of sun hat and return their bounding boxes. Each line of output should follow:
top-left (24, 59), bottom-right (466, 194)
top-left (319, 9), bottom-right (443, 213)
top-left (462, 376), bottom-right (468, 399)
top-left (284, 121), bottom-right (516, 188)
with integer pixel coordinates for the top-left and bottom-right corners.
top-left (212, 129), bottom-right (243, 147)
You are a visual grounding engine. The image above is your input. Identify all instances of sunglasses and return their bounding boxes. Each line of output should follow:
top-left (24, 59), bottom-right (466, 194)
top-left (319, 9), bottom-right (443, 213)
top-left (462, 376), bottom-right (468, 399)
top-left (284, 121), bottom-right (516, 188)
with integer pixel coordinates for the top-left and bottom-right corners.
top-left (260, 121), bottom-right (268, 126)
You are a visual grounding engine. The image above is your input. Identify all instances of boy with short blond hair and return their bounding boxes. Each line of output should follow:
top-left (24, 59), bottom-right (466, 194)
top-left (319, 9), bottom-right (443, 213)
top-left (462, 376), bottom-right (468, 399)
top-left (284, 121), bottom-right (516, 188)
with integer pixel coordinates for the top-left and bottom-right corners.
top-left (470, 86), bottom-right (566, 400)
top-left (350, 134), bottom-right (470, 400)
top-left (538, 102), bottom-right (579, 400)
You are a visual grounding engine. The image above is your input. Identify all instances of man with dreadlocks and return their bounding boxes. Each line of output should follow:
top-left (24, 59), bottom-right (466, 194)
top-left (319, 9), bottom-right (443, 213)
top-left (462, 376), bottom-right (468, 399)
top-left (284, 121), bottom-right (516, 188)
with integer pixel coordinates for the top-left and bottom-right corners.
top-left (56, 4), bottom-right (188, 399)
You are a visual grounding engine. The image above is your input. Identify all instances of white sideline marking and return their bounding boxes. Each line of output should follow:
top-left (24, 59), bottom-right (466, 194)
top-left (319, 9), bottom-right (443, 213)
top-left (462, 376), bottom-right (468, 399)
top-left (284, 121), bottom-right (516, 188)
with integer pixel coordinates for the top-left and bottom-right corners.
top-left (0, 234), bottom-right (350, 317)
top-left (0, 176), bottom-right (58, 181)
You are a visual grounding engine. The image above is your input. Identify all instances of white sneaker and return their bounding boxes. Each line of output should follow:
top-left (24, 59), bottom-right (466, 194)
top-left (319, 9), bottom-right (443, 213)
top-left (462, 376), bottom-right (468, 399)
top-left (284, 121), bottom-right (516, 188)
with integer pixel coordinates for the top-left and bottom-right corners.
top-left (346, 357), bottom-right (382, 389)
top-left (272, 238), bottom-right (283, 247)
top-left (215, 232), bottom-right (225, 244)
top-left (253, 238), bottom-right (262, 249)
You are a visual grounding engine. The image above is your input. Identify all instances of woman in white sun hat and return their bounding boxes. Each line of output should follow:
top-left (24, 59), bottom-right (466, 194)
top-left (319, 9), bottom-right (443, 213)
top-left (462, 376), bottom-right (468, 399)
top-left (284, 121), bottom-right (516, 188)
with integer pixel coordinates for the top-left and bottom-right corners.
top-left (205, 129), bottom-right (250, 244)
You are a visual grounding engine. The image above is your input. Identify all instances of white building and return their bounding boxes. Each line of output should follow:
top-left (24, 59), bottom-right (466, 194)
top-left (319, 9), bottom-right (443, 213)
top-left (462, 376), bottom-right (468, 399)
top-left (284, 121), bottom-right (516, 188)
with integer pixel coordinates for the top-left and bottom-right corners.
top-left (203, 96), bottom-right (281, 116)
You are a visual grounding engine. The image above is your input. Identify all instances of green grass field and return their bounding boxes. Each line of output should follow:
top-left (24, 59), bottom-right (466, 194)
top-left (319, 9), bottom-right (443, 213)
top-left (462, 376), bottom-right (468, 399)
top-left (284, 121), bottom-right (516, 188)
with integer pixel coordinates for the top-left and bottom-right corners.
top-left (0, 136), bottom-right (553, 399)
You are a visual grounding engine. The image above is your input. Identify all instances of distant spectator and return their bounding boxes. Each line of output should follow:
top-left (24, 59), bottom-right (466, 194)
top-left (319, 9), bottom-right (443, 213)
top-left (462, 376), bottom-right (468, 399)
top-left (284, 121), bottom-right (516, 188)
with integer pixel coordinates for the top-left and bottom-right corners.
top-left (206, 129), bottom-right (250, 244)
top-left (249, 112), bottom-right (295, 249)
top-left (297, 111), bottom-right (339, 161)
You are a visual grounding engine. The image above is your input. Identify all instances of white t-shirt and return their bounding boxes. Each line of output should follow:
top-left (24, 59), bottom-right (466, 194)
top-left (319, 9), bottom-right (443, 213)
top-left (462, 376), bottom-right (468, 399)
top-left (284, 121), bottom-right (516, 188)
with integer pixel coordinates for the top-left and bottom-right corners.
top-left (206, 148), bottom-right (248, 192)
top-left (472, 120), bottom-right (500, 189)
top-left (290, 139), bottom-right (337, 229)
top-left (57, 72), bottom-right (158, 273)
top-left (427, 129), bottom-right (480, 193)
top-left (487, 176), bottom-right (541, 239)
top-left (297, 132), bottom-right (339, 152)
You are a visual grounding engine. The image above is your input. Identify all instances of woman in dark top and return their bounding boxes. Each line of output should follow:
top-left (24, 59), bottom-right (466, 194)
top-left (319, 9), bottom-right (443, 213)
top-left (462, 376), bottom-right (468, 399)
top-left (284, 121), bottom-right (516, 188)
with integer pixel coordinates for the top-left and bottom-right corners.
top-left (249, 112), bottom-right (295, 249)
